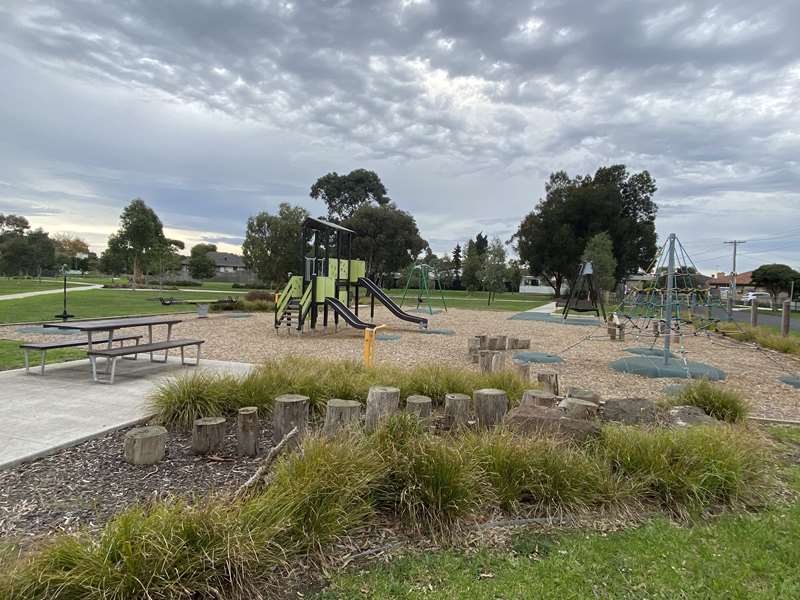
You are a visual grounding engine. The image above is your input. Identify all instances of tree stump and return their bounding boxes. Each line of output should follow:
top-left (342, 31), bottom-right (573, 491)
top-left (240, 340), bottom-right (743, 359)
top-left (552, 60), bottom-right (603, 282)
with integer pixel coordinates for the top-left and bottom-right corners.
top-left (124, 426), bottom-right (167, 465)
top-left (192, 417), bottom-right (227, 455)
top-left (618, 323), bottom-right (625, 342)
top-left (507, 337), bottom-right (519, 350)
top-left (273, 394), bottom-right (309, 449)
top-left (567, 388), bottom-right (600, 402)
top-left (651, 321), bottom-right (660, 337)
top-left (516, 338), bottom-right (531, 349)
top-left (487, 336), bottom-right (503, 350)
top-left (468, 337), bottom-right (481, 362)
top-left (521, 389), bottom-right (558, 408)
top-left (496, 335), bottom-right (508, 350)
top-left (365, 386), bottom-right (400, 432)
top-left (445, 392), bottom-right (470, 428)
top-left (323, 399), bottom-right (361, 436)
top-left (473, 388), bottom-right (508, 428)
top-left (479, 350), bottom-right (504, 373)
top-left (537, 372), bottom-right (560, 396)
top-left (558, 397), bottom-right (599, 420)
top-left (513, 360), bottom-right (531, 381)
top-left (406, 395), bottom-right (432, 420)
top-left (476, 334), bottom-right (489, 350)
top-left (237, 406), bottom-right (259, 457)
top-left (607, 322), bottom-right (617, 340)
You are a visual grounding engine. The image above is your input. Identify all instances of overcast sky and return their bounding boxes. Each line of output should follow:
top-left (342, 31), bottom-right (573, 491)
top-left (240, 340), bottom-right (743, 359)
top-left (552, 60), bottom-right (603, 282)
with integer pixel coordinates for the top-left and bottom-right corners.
top-left (1, 0), bottom-right (799, 275)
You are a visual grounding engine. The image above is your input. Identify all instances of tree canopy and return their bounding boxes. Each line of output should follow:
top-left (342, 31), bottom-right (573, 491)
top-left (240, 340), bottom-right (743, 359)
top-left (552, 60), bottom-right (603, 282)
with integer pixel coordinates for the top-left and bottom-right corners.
top-left (344, 203), bottom-right (426, 281)
top-left (751, 264), bottom-right (800, 301)
top-left (0, 214), bottom-right (55, 276)
top-left (310, 169), bottom-right (390, 221)
top-left (479, 237), bottom-right (507, 301)
top-left (103, 199), bottom-right (168, 284)
top-left (242, 203), bottom-right (309, 286)
top-left (582, 232), bottom-right (617, 292)
top-left (512, 166), bottom-right (658, 294)
top-left (188, 243), bottom-right (217, 280)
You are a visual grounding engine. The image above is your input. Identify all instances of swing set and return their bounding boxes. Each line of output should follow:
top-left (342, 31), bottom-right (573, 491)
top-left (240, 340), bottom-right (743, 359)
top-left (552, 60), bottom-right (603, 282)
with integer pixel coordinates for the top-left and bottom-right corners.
top-left (399, 264), bottom-right (448, 315)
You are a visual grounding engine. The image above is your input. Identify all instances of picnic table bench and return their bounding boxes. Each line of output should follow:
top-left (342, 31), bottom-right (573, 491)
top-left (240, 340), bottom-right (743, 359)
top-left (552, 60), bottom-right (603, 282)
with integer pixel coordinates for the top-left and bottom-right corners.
top-left (20, 334), bottom-right (143, 375)
top-left (88, 338), bottom-right (204, 384)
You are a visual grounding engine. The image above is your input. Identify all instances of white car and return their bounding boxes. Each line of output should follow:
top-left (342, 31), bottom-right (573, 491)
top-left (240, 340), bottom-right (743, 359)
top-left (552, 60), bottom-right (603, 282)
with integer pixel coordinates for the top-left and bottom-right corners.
top-left (743, 291), bottom-right (772, 306)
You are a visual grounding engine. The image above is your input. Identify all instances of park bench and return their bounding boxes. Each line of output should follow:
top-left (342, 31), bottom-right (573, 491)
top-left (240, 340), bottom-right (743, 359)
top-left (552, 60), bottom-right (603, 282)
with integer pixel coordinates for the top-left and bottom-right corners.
top-left (20, 335), bottom-right (143, 376)
top-left (87, 338), bottom-right (204, 384)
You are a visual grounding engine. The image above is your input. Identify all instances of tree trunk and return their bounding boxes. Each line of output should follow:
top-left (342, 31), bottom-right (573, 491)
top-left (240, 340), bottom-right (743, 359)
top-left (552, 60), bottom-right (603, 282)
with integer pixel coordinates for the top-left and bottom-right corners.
top-left (406, 395), bottom-right (432, 421)
top-left (273, 394), bottom-right (309, 449)
top-left (444, 393), bottom-right (470, 429)
top-left (537, 372), bottom-right (560, 396)
top-left (479, 350), bottom-right (504, 373)
top-left (192, 417), bottom-right (227, 455)
top-left (237, 407), bottom-right (259, 457)
top-left (473, 388), bottom-right (508, 428)
top-left (323, 399), bottom-right (362, 436)
top-left (364, 386), bottom-right (400, 432)
top-left (124, 426), bottom-right (167, 465)
top-left (521, 389), bottom-right (558, 408)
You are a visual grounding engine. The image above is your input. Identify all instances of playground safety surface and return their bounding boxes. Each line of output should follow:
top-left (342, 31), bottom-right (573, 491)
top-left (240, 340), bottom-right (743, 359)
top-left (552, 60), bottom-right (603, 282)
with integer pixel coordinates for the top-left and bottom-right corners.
top-left (2, 307), bottom-right (800, 421)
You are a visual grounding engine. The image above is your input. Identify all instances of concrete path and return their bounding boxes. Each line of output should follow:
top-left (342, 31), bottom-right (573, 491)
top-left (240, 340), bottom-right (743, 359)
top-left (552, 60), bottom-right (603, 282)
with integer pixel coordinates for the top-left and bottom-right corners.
top-left (0, 357), bottom-right (253, 470)
top-left (0, 284), bottom-right (101, 301)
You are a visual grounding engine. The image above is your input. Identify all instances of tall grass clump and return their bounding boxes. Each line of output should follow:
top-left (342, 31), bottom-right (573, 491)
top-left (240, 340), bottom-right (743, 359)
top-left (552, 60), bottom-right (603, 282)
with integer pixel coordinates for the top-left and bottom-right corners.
top-left (369, 414), bottom-right (489, 535)
top-left (716, 322), bottom-right (800, 355)
top-left (600, 425), bottom-right (774, 513)
top-left (672, 379), bottom-right (749, 423)
top-left (463, 431), bottom-right (632, 513)
top-left (1, 500), bottom-right (274, 600)
top-left (242, 433), bottom-right (385, 553)
top-left (151, 357), bottom-right (530, 429)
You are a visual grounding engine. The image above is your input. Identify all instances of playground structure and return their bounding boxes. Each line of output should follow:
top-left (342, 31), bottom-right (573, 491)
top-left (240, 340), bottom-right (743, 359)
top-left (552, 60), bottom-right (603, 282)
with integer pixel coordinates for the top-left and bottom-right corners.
top-left (399, 264), bottom-right (448, 315)
top-left (561, 261), bottom-right (606, 321)
top-left (274, 218), bottom-right (429, 333)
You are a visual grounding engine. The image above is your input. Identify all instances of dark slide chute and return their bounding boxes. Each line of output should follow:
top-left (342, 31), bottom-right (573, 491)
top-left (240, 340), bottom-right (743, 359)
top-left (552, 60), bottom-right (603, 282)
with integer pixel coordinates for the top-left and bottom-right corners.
top-left (358, 277), bottom-right (428, 328)
top-left (325, 297), bottom-right (374, 330)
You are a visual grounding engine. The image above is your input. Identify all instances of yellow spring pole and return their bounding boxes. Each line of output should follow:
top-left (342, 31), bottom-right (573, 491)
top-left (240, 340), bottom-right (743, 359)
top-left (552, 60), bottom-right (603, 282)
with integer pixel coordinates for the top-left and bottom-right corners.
top-left (363, 325), bottom-right (386, 368)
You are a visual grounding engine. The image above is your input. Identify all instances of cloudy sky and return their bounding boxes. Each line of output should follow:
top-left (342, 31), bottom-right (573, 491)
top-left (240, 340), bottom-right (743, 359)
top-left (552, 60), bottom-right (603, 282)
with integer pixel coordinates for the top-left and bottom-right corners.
top-left (1, 0), bottom-right (799, 274)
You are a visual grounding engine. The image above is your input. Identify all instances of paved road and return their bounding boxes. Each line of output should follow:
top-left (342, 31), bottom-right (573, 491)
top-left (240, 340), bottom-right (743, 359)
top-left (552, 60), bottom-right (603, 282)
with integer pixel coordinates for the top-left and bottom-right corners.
top-left (0, 284), bottom-right (101, 301)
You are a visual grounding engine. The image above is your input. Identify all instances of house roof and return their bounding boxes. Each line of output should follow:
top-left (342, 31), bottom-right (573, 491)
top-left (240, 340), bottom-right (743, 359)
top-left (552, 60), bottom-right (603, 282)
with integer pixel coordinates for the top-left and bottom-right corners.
top-left (206, 251), bottom-right (246, 268)
top-left (706, 271), bottom-right (753, 286)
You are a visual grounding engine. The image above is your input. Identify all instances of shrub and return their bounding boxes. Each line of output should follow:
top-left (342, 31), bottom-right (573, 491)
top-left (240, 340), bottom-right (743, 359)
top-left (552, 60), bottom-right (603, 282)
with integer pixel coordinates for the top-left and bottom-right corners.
top-left (244, 290), bottom-right (274, 302)
top-left (151, 357), bottom-right (530, 429)
top-left (232, 282), bottom-right (271, 289)
top-left (716, 322), bottom-right (800, 355)
top-left (672, 379), bottom-right (749, 423)
top-left (600, 425), bottom-right (774, 513)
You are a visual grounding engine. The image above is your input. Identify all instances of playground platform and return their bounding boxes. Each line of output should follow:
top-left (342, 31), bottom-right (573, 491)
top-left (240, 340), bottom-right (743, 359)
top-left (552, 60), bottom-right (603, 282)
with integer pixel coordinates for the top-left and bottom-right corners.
top-left (0, 357), bottom-right (253, 470)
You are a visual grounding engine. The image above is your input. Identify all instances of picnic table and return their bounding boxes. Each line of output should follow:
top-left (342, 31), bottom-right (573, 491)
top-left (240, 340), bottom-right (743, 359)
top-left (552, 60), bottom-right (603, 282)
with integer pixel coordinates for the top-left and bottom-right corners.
top-left (41, 316), bottom-right (203, 383)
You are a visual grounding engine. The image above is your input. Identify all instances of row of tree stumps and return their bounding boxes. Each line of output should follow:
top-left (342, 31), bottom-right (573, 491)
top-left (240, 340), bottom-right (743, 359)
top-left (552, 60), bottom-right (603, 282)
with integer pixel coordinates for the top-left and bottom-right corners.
top-left (468, 334), bottom-right (532, 374)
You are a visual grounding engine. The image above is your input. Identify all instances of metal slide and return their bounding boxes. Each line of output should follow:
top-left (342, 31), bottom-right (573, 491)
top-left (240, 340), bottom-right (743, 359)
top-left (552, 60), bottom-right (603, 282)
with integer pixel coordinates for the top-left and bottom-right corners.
top-left (358, 277), bottom-right (429, 328)
top-left (325, 297), bottom-right (375, 330)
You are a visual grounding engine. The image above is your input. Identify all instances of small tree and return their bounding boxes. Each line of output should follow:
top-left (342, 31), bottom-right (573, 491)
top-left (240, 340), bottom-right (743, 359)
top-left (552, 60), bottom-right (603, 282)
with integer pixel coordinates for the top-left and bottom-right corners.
top-left (479, 238), bottom-right (507, 304)
top-left (461, 240), bottom-right (484, 292)
top-left (751, 264), bottom-right (800, 304)
top-left (188, 244), bottom-right (217, 281)
top-left (581, 232), bottom-right (617, 292)
top-left (111, 199), bottom-right (168, 286)
top-left (243, 203), bottom-right (309, 287)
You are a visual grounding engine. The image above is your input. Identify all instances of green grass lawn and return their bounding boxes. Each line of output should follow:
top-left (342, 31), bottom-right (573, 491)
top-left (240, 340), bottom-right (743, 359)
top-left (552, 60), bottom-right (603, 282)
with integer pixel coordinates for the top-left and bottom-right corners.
top-left (386, 289), bottom-right (553, 312)
top-left (0, 279), bottom-right (85, 295)
top-left (0, 289), bottom-right (228, 324)
top-left (318, 427), bottom-right (800, 600)
top-left (0, 339), bottom-right (86, 371)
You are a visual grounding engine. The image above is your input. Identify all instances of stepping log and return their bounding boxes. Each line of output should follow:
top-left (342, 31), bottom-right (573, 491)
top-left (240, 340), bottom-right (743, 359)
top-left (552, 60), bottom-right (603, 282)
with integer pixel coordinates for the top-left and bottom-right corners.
top-left (406, 395), bottom-right (433, 420)
top-left (124, 426), bottom-right (167, 465)
top-left (479, 350), bottom-right (504, 374)
top-left (513, 360), bottom-right (531, 381)
top-left (537, 372), bottom-right (560, 396)
top-left (516, 338), bottom-right (531, 349)
top-left (618, 323), bottom-right (625, 342)
top-left (487, 336), bottom-right (507, 351)
top-left (507, 337), bottom-right (520, 350)
top-left (237, 407), bottom-right (259, 457)
top-left (473, 388), bottom-right (508, 428)
top-left (192, 417), bottom-right (226, 455)
top-left (607, 322), bottom-right (617, 340)
top-left (365, 386), bottom-right (400, 432)
top-left (468, 337), bottom-right (481, 363)
top-left (476, 334), bottom-right (489, 350)
top-left (445, 392), bottom-right (470, 428)
top-left (273, 394), bottom-right (309, 449)
top-left (559, 397), bottom-right (599, 420)
top-left (323, 399), bottom-right (362, 436)
top-left (521, 389), bottom-right (558, 409)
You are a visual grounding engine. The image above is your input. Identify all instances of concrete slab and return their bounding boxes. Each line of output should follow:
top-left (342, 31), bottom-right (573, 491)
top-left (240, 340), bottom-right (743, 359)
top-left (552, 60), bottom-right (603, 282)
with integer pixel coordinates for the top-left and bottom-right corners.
top-left (0, 357), bottom-right (254, 470)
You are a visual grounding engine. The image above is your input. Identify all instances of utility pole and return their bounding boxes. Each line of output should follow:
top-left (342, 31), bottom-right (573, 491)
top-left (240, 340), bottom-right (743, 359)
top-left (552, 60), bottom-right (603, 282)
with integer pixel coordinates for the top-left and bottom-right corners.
top-left (724, 240), bottom-right (746, 315)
